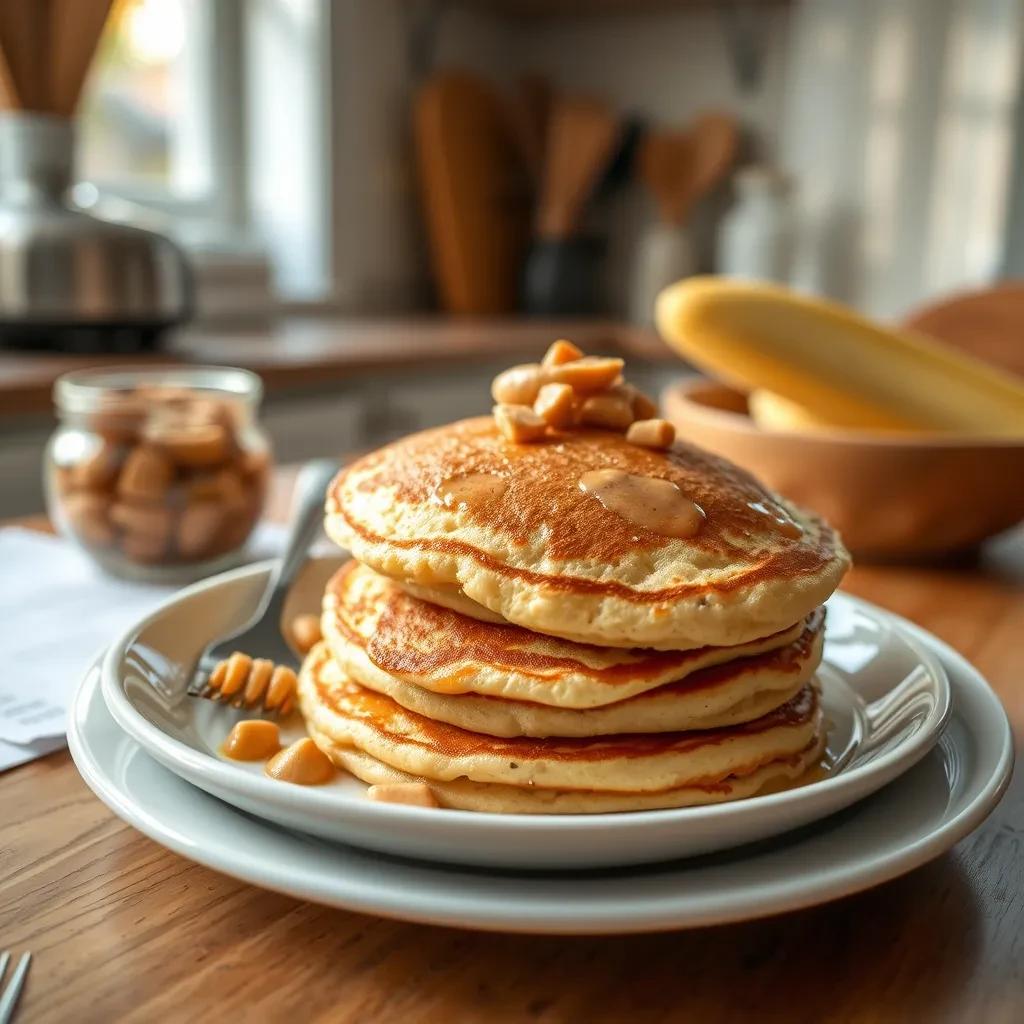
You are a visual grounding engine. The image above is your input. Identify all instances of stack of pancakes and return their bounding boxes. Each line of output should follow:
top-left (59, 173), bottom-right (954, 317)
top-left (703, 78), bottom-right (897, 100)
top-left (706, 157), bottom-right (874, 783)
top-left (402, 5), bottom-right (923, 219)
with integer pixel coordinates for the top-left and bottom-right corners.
top-left (299, 417), bottom-right (850, 813)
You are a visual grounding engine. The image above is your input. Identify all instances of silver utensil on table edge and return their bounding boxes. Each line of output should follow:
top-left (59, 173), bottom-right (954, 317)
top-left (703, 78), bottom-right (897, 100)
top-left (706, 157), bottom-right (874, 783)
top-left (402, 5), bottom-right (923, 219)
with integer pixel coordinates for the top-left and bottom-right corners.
top-left (0, 952), bottom-right (31, 1024)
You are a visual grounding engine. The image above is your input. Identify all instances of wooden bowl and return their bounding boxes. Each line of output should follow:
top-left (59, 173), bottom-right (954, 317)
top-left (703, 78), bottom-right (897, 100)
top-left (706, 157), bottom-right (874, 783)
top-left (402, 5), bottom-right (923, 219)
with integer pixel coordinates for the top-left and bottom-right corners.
top-left (663, 378), bottom-right (1024, 561)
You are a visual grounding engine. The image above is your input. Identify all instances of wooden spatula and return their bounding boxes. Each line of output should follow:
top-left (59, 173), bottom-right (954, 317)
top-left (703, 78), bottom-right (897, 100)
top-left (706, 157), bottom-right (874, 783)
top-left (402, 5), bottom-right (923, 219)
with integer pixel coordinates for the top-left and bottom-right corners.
top-left (506, 74), bottom-right (550, 185)
top-left (536, 95), bottom-right (619, 239)
top-left (638, 131), bottom-right (696, 225)
top-left (0, 0), bottom-right (49, 110)
top-left (684, 112), bottom-right (739, 217)
top-left (0, 0), bottom-right (112, 114)
top-left (414, 70), bottom-right (529, 314)
top-left (50, 0), bottom-right (114, 116)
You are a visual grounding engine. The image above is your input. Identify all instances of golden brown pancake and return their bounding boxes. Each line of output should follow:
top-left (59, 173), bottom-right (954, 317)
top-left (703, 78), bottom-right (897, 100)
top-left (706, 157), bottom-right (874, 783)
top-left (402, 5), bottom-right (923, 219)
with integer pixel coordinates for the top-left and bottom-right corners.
top-left (325, 417), bottom-right (849, 649)
top-left (297, 643), bottom-right (825, 812)
top-left (322, 562), bottom-right (824, 734)
top-left (317, 629), bottom-right (819, 738)
top-left (329, 740), bottom-right (826, 814)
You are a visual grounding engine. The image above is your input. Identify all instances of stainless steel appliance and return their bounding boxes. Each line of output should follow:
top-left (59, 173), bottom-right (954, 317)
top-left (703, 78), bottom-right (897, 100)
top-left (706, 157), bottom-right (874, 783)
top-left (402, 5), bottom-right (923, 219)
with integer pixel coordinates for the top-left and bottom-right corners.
top-left (0, 112), bottom-right (191, 352)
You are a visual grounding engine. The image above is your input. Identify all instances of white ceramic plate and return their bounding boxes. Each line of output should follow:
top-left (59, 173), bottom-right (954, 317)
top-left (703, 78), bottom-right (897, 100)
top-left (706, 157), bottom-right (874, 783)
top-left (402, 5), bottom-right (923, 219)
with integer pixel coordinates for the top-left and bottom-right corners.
top-left (98, 559), bottom-right (952, 869)
top-left (71, 631), bottom-right (1011, 934)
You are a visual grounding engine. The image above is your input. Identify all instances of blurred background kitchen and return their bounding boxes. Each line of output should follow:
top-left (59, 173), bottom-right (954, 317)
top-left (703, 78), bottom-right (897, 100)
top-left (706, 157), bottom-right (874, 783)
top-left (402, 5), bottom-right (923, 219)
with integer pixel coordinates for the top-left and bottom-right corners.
top-left (2, 0), bottom-right (1023, 525)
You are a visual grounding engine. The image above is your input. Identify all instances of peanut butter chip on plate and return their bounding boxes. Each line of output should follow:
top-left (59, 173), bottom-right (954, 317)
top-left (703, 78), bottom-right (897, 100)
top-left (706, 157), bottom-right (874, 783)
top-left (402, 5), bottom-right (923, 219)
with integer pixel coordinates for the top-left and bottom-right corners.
top-left (221, 720), bottom-right (281, 761)
top-left (265, 738), bottom-right (335, 785)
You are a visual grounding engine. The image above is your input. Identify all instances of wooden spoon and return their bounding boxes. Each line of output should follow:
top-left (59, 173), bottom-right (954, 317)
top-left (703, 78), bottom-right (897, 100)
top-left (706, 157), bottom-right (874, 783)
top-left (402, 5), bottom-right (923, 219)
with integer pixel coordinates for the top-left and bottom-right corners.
top-left (638, 131), bottom-right (696, 225)
top-left (0, 0), bottom-right (112, 114)
top-left (50, 0), bottom-right (114, 116)
top-left (536, 95), bottom-right (619, 239)
top-left (506, 74), bottom-right (549, 185)
top-left (679, 112), bottom-right (738, 221)
top-left (0, 0), bottom-right (50, 111)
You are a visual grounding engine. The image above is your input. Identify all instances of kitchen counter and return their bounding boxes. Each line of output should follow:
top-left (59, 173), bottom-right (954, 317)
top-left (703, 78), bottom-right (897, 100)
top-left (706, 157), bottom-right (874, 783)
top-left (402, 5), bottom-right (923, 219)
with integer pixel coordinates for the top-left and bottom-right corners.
top-left (0, 316), bottom-right (672, 420)
top-left (0, 317), bottom-right (679, 518)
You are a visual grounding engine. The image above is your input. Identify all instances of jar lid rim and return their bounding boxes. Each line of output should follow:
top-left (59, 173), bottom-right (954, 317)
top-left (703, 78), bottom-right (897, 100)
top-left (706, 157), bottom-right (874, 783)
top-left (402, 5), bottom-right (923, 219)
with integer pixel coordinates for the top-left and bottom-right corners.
top-left (53, 365), bottom-right (264, 412)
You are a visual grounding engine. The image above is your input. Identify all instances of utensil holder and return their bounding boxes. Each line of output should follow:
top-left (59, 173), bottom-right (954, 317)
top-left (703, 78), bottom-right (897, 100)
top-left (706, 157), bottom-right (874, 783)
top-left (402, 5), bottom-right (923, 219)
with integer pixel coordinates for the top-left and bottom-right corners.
top-left (522, 237), bottom-right (603, 316)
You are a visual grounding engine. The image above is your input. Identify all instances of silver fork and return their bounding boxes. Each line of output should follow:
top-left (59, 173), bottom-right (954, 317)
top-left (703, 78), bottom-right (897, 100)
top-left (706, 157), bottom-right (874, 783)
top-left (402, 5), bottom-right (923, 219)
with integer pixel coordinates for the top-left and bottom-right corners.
top-left (0, 952), bottom-right (31, 1024)
top-left (187, 459), bottom-right (339, 708)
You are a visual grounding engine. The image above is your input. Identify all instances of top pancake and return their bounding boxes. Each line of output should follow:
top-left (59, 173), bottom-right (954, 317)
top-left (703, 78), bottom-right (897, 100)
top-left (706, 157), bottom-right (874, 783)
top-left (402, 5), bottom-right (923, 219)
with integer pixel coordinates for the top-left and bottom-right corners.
top-left (326, 416), bottom-right (849, 649)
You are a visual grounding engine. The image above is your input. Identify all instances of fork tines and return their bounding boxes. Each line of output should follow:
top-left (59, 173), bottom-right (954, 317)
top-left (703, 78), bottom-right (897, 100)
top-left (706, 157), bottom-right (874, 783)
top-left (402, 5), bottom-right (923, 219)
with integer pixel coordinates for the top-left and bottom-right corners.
top-left (189, 652), bottom-right (297, 715)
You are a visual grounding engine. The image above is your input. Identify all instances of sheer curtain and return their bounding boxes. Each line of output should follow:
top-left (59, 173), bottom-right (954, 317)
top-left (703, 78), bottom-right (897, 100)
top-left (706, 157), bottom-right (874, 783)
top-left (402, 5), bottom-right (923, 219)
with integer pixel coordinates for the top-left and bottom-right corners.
top-left (780, 0), bottom-right (1023, 319)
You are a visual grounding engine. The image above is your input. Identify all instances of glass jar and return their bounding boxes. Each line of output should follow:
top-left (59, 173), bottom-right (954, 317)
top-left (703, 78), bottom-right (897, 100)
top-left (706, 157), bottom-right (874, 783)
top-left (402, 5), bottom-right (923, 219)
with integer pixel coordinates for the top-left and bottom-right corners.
top-left (46, 366), bottom-right (272, 583)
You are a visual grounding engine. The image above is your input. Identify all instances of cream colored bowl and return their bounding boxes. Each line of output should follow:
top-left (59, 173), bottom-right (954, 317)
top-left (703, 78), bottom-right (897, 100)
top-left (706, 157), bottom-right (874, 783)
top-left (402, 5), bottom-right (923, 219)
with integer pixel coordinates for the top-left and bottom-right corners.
top-left (663, 378), bottom-right (1024, 560)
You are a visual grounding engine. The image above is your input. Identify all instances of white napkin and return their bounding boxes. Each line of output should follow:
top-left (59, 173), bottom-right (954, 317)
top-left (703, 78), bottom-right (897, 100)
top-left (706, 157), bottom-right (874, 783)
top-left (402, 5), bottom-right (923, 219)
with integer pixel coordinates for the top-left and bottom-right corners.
top-left (0, 524), bottom-right (287, 770)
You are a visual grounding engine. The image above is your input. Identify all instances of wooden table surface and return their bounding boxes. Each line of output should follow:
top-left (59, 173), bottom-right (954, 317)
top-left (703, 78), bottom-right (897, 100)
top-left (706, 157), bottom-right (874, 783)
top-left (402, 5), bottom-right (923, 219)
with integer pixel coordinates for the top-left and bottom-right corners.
top-left (2, 481), bottom-right (1023, 1023)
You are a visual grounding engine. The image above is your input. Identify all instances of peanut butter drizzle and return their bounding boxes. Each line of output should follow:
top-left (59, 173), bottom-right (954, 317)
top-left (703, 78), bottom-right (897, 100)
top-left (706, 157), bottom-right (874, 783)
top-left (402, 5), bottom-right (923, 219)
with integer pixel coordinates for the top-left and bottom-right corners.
top-left (579, 469), bottom-right (705, 539)
top-left (265, 737), bottom-right (335, 785)
top-left (433, 472), bottom-right (508, 513)
top-left (747, 500), bottom-right (803, 539)
top-left (221, 719), bottom-right (281, 761)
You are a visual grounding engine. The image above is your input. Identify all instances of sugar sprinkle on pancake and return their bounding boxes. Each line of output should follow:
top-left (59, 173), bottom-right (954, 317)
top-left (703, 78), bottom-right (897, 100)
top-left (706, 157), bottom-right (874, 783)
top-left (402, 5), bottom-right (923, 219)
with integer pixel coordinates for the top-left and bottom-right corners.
top-left (326, 417), bottom-right (849, 649)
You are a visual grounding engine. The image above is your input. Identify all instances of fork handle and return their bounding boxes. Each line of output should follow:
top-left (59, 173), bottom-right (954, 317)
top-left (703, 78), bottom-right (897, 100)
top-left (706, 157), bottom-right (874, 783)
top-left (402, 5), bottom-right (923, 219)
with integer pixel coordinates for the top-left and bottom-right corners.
top-left (266, 459), bottom-right (339, 602)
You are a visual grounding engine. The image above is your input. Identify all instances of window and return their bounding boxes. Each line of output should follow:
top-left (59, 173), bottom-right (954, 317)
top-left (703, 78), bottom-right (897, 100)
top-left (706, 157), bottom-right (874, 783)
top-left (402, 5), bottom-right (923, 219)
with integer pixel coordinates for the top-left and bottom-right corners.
top-left (75, 0), bottom-right (249, 240)
top-left (74, 0), bottom-right (276, 318)
top-left (77, 0), bottom-right (188, 193)
top-left (71, 0), bottom-right (383, 311)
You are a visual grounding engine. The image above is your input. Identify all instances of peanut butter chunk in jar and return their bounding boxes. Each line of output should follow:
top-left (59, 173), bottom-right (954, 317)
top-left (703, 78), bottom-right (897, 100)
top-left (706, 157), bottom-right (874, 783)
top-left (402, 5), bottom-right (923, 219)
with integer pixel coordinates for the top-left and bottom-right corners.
top-left (222, 720), bottom-right (281, 761)
top-left (266, 738), bottom-right (336, 785)
top-left (46, 367), bottom-right (271, 582)
top-left (61, 491), bottom-right (115, 548)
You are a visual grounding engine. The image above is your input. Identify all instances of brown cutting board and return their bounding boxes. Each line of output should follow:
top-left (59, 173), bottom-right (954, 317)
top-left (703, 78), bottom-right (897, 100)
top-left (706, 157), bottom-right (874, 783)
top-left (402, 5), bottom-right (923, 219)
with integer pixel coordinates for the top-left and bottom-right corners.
top-left (903, 282), bottom-right (1024, 378)
top-left (414, 70), bottom-right (528, 315)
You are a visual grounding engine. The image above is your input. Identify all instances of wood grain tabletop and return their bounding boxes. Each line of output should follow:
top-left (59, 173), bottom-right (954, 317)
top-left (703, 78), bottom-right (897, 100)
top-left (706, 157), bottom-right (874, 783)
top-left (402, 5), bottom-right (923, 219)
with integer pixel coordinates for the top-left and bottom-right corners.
top-left (2, 478), bottom-right (1022, 1023)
